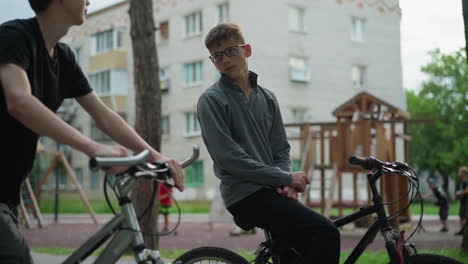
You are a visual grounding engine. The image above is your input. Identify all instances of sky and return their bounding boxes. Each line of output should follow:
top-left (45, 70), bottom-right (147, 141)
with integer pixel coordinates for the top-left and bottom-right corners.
top-left (0, 0), bottom-right (465, 91)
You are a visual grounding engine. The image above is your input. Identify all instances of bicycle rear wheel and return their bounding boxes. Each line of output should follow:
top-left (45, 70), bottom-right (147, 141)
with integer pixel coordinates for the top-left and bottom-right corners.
top-left (174, 246), bottom-right (249, 264)
top-left (407, 253), bottom-right (463, 264)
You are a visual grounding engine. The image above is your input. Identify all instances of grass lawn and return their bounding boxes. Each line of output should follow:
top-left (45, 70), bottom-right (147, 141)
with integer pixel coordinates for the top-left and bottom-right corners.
top-left (32, 248), bottom-right (468, 263)
top-left (38, 195), bottom-right (460, 216)
top-left (37, 195), bottom-right (210, 214)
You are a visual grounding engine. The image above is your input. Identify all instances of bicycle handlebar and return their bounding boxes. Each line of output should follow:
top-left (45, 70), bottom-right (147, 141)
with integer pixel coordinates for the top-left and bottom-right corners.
top-left (180, 144), bottom-right (200, 168)
top-left (349, 156), bottom-right (383, 170)
top-left (89, 144), bottom-right (200, 170)
top-left (349, 155), bottom-right (416, 180)
top-left (90, 149), bottom-right (152, 170)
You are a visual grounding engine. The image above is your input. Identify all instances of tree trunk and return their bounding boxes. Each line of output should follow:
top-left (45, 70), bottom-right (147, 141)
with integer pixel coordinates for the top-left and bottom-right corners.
top-left (129, 0), bottom-right (162, 249)
top-left (463, 0), bottom-right (468, 63)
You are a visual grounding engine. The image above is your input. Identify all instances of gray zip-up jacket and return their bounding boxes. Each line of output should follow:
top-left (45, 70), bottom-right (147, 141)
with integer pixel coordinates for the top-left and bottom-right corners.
top-left (197, 71), bottom-right (292, 207)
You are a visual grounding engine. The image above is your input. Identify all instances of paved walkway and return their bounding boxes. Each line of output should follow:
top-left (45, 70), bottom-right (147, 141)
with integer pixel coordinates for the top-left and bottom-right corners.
top-left (24, 214), bottom-right (463, 264)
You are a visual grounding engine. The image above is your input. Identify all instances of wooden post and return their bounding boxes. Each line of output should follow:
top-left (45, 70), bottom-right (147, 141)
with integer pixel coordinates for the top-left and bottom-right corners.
top-left (323, 164), bottom-right (338, 217)
top-left (24, 179), bottom-right (45, 228)
top-left (353, 172), bottom-right (358, 209)
top-left (19, 199), bottom-right (31, 229)
top-left (58, 153), bottom-right (99, 224)
top-left (35, 154), bottom-right (59, 198)
top-left (338, 169), bottom-right (343, 216)
top-left (320, 129), bottom-right (326, 212)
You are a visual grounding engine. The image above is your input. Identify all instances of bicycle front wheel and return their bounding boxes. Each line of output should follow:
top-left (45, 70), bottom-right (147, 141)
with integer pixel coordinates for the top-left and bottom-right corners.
top-left (174, 246), bottom-right (250, 264)
top-left (407, 253), bottom-right (463, 264)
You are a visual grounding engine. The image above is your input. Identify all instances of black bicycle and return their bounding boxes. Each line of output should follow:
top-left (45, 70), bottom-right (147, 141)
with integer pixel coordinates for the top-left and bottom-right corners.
top-left (174, 156), bottom-right (464, 264)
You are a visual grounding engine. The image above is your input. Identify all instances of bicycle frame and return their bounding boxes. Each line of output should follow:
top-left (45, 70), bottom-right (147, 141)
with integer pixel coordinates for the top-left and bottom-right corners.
top-left (332, 170), bottom-right (402, 264)
top-left (63, 175), bottom-right (160, 264)
top-left (260, 169), bottom-right (403, 264)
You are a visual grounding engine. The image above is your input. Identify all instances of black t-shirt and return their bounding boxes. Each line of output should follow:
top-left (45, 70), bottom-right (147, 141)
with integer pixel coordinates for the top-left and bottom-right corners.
top-left (461, 181), bottom-right (468, 205)
top-left (431, 186), bottom-right (447, 206)
top-left (0, 18), bottom-right (92, 206)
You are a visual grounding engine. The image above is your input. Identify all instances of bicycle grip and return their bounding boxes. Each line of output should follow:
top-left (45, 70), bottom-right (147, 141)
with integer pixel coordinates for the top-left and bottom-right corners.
top-left (349, 156), bottom-right (376, 170)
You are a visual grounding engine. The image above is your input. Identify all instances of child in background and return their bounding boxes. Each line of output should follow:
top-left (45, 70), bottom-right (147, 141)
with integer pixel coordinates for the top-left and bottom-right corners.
top-left (422, 178), bottom-right (449, 232)
top-left (455, 167), bottom-right (468, 235)
top-left (158, 183), bottom-right (174, 234)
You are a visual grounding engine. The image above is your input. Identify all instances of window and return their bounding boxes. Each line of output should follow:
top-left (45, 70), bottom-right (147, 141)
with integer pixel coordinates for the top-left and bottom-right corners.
top-left (58, 164), bottom-right (67, 186)
top-left (74, 168), bottom-right (83, 184)
top-left (293, 159), bottom-right (302, 171)
top-left (292, 109), bottom-right (306, 123)
top-left (89, 70), bottom-right (111, 95)
top-left (90, 170), bottom-right (100, 189)
top-left (351, 65), bottom-right (367, 89)
top-left (184, 161), bottom-right (204, 187)
top-left (217, 3), bottom-right (229, 23)
top-left (74, 47), bottom-right (82, 66)
top-left (183, 61), bottom-right (203, 86)
top-left (289, 57), bottom-right (310, 82)
top-left (91, 28), bottom-right (124, 55)
top-left (289, 6), bottom-right (305, 32)
top-left (160, 67), bottom-right (170, 92)
top-left (89, 69), bottom-right (128, 96)
top-left (351, 17), bottom-right (365, 42)
top-left (161, 115), bottom-right (170, 135)
top-left (159, 21), bottom-right (169, 40)
top-left (90, 114), bottom-right (126, 141)
top-left (184, 11), bottom-right (202, 37)
top-left (185, 112), bottom-right (201, 136)
top-left (90, 120), bottom-right (111, 141)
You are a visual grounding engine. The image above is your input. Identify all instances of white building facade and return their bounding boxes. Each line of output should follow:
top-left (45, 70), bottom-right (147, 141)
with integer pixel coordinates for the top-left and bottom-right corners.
top-left (45, 0), bottom-right (404, 200)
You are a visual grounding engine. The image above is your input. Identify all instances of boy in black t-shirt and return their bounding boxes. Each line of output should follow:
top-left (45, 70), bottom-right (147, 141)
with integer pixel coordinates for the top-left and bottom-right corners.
top-left (422, 178), bottom-right (449, 232)
top-left (0, 1), bottom-right (185, 263)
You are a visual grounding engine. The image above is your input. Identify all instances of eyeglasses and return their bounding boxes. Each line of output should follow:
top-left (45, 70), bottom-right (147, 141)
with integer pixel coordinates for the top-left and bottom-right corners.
top-left (209, 44), bottom-right (247, 63)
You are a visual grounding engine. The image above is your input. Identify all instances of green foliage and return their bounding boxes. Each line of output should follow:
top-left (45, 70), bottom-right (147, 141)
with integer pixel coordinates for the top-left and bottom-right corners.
top-left (406, 48), bottom-right (468, 182)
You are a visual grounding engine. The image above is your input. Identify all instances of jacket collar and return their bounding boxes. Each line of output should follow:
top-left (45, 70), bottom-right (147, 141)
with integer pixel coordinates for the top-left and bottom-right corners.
top-left (219, 71), bottom-right (258, 93)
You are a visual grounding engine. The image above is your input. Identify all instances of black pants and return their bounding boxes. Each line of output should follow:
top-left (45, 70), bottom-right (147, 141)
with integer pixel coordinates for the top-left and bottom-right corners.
top-left (228, 188), bottom-right (340, 264)
top-left (0, 203), bottom-right (34, 264)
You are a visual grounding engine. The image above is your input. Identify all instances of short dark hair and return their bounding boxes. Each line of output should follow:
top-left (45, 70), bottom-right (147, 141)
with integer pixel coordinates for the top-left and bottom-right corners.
top-left (28, 0), bottom-right (53, 13)
top-left (205, 23), bottom-right (245, 50)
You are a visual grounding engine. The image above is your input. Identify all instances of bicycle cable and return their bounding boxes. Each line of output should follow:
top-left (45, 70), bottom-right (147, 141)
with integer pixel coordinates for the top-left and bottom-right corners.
top-left (102, 172), bottom-right (183, 237)
top-left (104, 173), bottom-right (118, 215)
top-left (405, 171), bottom-right (424, 242)
top-left (120, 189), bottom-right (182, 237)
top-left (387, 173), bottom-right (418, 220)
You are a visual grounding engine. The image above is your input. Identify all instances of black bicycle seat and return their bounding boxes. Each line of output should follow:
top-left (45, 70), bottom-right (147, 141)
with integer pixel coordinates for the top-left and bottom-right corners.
top-left (233, 216), bottom-right (256, 231)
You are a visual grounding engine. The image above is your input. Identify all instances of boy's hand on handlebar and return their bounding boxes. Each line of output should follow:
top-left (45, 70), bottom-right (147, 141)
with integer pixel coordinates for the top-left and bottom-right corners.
top-left (291, 171), bottom-right (310, 193)
top-left (92, 144), bottom-right (128, 174)
top-left (276, 186), bottom-right (298, 200)
top-left (157, 155), bottom-right (185, 192)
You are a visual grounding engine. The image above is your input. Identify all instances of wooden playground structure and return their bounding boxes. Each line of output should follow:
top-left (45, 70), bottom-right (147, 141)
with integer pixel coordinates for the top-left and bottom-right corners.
top-left (289, 92), bottom-right (413, 224)
top-left (19, 143), bottom-right (98, 228)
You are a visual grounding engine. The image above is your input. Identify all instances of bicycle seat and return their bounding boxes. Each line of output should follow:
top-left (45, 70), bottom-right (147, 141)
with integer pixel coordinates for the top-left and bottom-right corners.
top-left (233, 216), bottom-right (256, 231)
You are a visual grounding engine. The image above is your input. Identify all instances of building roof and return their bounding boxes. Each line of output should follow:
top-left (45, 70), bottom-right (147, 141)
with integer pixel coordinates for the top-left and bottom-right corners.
top-left (332, 91), bottom-right (409, 121)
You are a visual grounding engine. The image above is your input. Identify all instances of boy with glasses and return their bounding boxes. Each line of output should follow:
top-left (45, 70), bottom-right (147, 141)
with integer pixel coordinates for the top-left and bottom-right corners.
top-left (0, 1), bottom-right (184, 262)
top-left (197, 23), bottom-right (340, 264)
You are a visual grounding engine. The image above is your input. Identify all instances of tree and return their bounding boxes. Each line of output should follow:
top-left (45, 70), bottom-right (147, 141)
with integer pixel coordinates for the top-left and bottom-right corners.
top-left (407, 49), bottom-right (468, 186)
top-left (406, 48), bottom-right (468, 248)
top-left (129, 0), bottom-right (162, 249)
top-left (463, 0), bottom-right (468, 62)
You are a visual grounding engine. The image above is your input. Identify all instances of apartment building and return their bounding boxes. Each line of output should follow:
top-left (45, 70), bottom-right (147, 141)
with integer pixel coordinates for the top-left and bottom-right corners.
top-left (41, 0), bottom-right (404, 200)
